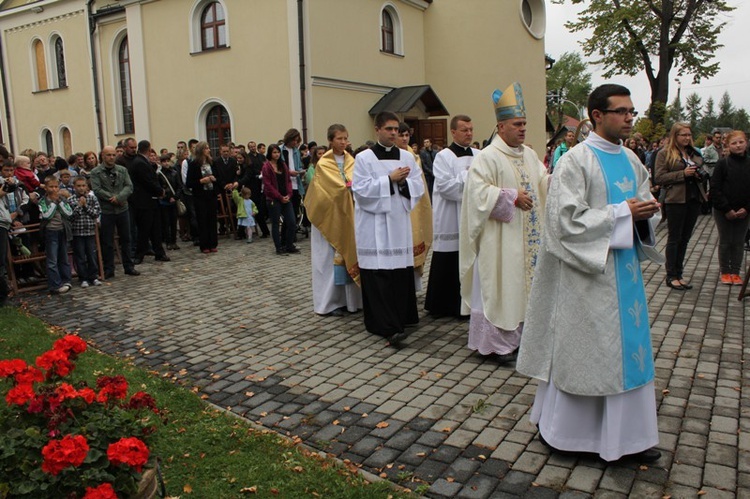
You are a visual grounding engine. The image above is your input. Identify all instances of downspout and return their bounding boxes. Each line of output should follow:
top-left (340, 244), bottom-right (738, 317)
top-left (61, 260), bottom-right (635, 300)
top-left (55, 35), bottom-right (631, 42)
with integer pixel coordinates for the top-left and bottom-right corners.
top-left (0, 35), bottom-right (14, 148)
top-left (296, 0), bottom-right (307, 142)
top-left (87, 0), bottom-right (104, 151)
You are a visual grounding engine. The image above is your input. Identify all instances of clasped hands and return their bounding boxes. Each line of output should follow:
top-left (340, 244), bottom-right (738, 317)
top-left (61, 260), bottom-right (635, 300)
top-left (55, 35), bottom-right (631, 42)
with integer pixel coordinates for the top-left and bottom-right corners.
top-left (627, 198), bottom-right (660, 221)
top-left (725, 208), bottom-right (747, 220)
top-left (389, 166), bottom-right (410, 186)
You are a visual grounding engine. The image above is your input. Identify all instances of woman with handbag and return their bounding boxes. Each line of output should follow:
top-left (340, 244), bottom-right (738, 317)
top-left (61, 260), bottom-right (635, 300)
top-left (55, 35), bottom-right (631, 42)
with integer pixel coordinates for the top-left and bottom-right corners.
top-left (710, 131), bottom-right (750, 285)
top-left (655, 122), bottom-right (706, 291)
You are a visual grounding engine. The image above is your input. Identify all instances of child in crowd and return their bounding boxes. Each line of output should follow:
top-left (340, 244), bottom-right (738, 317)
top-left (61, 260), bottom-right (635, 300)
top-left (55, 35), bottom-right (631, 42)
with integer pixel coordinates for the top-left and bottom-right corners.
top-left (68, 177), bottom-right (102, 287)
top-left (12, 155), bottom-right (41, 195)
top-left (231, 186), bottom-right (257, 243)
top-left (58, 169), bottom-right (76, 197)
top-left (39, 176), bottom-right (73, 294)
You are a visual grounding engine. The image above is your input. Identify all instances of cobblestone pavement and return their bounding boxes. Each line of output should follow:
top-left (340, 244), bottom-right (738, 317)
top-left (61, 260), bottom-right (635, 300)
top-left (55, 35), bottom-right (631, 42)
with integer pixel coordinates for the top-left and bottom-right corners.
top-left (23, 214), bottom-right (748, 498)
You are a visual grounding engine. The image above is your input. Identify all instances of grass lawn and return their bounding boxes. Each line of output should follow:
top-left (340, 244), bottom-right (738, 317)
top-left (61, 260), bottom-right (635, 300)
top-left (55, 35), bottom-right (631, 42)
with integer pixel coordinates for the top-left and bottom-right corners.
top-left (0, 306), bottom-right (418, 498)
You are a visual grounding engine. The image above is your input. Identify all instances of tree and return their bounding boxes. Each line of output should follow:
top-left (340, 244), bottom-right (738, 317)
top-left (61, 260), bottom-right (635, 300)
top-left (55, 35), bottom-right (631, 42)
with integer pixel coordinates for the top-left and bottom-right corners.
top-left (701, 96), bottom-right (717, 134)
top-left (684, 92), bottom-right (702, 131)
top-left (717, 91), bottom-right (735, 127)
top-left (556, 0), bottom-right (734, 121)
top-left (731, 109), bottom-right (750, 132)
top-left (545, 51), bottom-right (592, 129)
top-left (665, 93), bottom-right (683, 129)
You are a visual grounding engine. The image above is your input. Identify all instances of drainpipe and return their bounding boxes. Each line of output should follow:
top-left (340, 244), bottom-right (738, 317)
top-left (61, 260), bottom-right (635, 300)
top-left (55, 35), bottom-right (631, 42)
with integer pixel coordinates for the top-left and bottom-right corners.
top-left (0, 34), bottom-right (14, 149)
top-left (87, 0), bottom-right (104, 150)
top-left (296, 0), bottom-right (308, 142)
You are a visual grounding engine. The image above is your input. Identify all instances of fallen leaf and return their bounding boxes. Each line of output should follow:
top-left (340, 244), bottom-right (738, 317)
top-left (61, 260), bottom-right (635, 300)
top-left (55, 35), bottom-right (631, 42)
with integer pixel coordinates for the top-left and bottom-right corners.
top-left (270, 488), bottom-right (279, 495)
top-left (376, 422), bottom-right (390, 428)
top-left (240, 486), bottom-right (257, 494)
top-left (662, 389), bottom-right (670, 395)
top-left (260, 412), bottom-right (268, 417)
top-left (446, 477), bottom-right (455, 483)
top-left (332, 420), bottom-right (340, 425)
top-left (639, 465), bottom-right (648, 471)
top-left (379, 473), bottom-right (388, 478)
top-left (532, 482), bottom-right (539, 487)
top-left (697, 492), bottom-right (707, 496)
top-left (362, 413), bottom-right (368, 418)
top-left (416, 452), bottom-right (426, 457)
top-left (245, 392), bottom-right (255, 397)
top-left (441, 427), bottom-right (452, 433)
top-left (293, 466), bottom-right (304, 473)
top-left (343, 406), bottom-right (351, 411)
top-left (183, 484), bottom-right (193, 493)
top-left (478, 454), bottom-right (487, 460)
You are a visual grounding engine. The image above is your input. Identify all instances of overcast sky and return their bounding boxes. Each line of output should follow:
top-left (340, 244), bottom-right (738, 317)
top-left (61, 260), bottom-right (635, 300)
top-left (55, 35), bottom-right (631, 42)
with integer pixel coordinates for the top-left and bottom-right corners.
top-left (544, 1), bottom-right (750, 116)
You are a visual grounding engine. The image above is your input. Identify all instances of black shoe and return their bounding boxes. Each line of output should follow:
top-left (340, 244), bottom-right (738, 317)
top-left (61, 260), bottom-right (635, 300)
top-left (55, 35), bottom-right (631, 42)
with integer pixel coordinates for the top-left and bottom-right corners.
top-left (260, 234), bottom-right (270, 239)
top-left (133, 258), bottom-right (143, 265)
top-left (328, 308), bottom-right (346, 317)
top-left (665, 278), bottom-right (686, 291)
top-left (124, 269), bottom-right (141, 276)
top-left (387, 331), bottom-right (409, 347)
top-left (276, 249), bottom-right (288, 256)
top-left (155, 255), bottom-right (171, 262)
top-left (144, 250), bottom-right (155, 256)
top-left (104, 271), bottom-right (115, 279)
top-left (286, 246), bottom-right (300, 254)
top-left (628, 448), bottom-right (661, 463)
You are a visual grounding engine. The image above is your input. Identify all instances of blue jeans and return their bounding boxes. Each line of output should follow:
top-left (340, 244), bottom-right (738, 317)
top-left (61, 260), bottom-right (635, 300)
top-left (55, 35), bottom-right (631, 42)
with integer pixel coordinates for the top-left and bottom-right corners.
top-left (44, 229), bottom-right (71, 290)
top-left (267, 199), bottom-right (296, 251)
top-left (72, 235), bottom-right (99, 282)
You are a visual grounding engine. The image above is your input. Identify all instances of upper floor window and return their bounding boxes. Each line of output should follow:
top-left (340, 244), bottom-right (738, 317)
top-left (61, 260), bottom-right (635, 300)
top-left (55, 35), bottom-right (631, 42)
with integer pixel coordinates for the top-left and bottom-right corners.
top-left (380, 5), bottom-right (403, 56)
top-left (32, 39), bottom-right (48, 91)
top-left (118, 37), bottom-right (135, 134)
top-left (52, 36), bottom-right (67, 88)
top-left (201, 2), bottom-right (227, 50)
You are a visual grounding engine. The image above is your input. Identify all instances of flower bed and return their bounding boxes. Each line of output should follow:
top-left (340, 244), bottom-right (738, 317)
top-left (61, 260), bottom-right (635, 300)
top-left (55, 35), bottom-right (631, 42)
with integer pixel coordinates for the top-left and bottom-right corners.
top-left (0, 335), bottom-right (163, 498)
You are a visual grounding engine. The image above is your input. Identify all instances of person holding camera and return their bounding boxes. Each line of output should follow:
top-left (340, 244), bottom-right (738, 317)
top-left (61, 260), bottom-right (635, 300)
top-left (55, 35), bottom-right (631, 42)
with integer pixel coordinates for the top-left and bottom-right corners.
top-left (655, 122), bottom-right (706, 291)
top-left (710, 131), bottom-right (750, 285)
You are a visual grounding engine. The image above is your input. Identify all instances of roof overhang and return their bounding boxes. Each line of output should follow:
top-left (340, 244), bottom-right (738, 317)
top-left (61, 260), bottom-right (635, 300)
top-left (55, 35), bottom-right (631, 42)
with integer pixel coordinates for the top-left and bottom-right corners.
top-left (368, 85), bottom-right (449, 117)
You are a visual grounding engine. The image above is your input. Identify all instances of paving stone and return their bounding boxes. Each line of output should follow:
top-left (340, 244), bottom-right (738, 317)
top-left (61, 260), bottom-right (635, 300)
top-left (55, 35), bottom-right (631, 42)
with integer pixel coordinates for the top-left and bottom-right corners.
top-left (430, 478), bottom-right (463, 498)
top-left (385, 429), bottom-right (422, 451)
top-left (399, 443), bottom-right (434, 466)
top-left (443, 457), bottom-right (482, 483)
top-left (494, 470), bottom-right (535, 495)
top-left (458, 475), bottom-right (500, 499)
top-left (362, 447), bottom-right (401, 469)
top-left (414, 458), bottom-right (448, 482)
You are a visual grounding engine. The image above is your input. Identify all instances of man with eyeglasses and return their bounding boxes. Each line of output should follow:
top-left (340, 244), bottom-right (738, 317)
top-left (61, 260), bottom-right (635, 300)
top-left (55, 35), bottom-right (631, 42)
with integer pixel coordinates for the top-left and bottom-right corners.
top-left (517, 84), bottom-right (663, 464)
top-left (459, 82), bottom-right (549, 365)
top-left (352, 111), bottom-right (425, 346)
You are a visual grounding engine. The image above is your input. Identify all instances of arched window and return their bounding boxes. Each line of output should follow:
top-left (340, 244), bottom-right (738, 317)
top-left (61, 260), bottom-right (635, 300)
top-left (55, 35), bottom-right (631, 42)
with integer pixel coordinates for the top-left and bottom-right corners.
top-left (118, 37), bottom-right (135, 134)
top-left (42, 128), bottom-right (54, 155)
top-left (379, 5), bottom-right (403, 55)
top-left (381, 10), bottom-right (394, 53)
top-left (60, 127), bottom-right (72, 158)
top-left (32, 39), bottom-right (48, 91)
top-left (201, 2), bottom-right (227, 51)
top-left (53, 36), bottom-right (67, 88)
top-left (206, 105), bottom-right (231, 158)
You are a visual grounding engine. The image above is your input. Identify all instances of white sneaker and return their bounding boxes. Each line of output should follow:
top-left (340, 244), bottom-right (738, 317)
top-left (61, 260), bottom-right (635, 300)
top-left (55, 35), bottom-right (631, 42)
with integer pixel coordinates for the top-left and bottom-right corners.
top-left (57, 284), bottom-right (71, 294)
top-left (80, 281), bottom-right (90, 288)
top-left (92, 279), bottom-right (102, 286)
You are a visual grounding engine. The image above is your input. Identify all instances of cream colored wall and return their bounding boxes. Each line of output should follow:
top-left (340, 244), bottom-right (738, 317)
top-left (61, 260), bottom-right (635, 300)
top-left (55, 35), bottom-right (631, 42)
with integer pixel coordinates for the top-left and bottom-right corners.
top-left (309, 86), bottom-right (387, 146)
top-left (424, 1), bottom-right (547, 155)
top-left (2, 6), bottom-right (98, 154)
top-left (307, 0), bottom-right (425, 87)
top-left (125, 0), bottom-right (293, 149)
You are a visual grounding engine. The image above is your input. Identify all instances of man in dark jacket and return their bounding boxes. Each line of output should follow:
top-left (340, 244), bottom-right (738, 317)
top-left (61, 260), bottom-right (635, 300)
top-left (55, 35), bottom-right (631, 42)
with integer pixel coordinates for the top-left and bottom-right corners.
top-left (129, 140), bottom-right (169, 264)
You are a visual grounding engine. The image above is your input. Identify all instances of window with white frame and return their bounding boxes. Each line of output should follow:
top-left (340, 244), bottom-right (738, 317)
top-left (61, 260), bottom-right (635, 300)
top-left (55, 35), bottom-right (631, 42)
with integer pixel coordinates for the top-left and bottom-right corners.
top-left (380, 4), bottom-right (402, 55)
top-left (42, 128), bottom-right (54, 155)
top-left (50, 35), bottom-right (67, 88)
top-left (118, 37), bottom-right (135, 134)
top-left (190, 0), bottom-right (229, 53)
top-left (31, 38), bottom-right (48, 91)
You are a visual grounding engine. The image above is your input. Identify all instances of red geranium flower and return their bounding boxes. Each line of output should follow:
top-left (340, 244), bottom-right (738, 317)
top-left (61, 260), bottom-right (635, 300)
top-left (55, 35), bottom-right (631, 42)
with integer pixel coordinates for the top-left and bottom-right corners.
top-left (82, 483), bottom-right (118, 499)
top-left (77, 387), bottom-right (96, 404)
top-left (53, 335), bottom-right (87, 357)
top-left (55, 383), bottom-right (78, 401)
top-left (6, 383), bottom-right (35, 405)
top-left (36, 349), bottom-right (73, 378)
top-left (0, 358), bottom-right (27, 378)
top-left (14, 366), bottom-right (44, 385)
top-left (41, 434), bottom-right (90, 475)
top-left (107, 437), bottom-right (149, 472)
top-left (128, 391), bottom-right (157, 412)
top-left (96, 375), bottom-right (128, 403)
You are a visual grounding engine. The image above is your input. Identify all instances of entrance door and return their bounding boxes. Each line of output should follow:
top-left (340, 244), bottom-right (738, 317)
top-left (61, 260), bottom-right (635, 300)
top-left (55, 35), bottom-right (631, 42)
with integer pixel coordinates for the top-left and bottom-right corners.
top-left (417, 119), bottom-right (447, 149)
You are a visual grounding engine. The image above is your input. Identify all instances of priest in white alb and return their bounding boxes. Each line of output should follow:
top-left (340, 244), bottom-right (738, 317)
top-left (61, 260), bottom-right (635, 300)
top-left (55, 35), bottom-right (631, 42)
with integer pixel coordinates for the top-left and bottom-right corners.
top-left (459, 83), bottom-right (549, 363)
top-left (516, 84), bottom-right (664, 463)
top-left (425, 114), bottom-right (479, 318)
top-left (352, 111), bottom-right (425, 345)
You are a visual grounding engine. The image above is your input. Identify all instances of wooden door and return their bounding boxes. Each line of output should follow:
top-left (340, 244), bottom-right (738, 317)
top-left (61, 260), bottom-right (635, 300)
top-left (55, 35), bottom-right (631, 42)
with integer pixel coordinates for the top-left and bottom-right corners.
top-left (417, 119), bottom-right (447, 149)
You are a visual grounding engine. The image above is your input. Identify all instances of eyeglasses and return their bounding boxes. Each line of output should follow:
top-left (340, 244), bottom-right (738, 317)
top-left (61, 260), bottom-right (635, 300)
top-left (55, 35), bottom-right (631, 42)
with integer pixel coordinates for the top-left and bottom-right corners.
top-left (600, 108), bottom-right (638, 117)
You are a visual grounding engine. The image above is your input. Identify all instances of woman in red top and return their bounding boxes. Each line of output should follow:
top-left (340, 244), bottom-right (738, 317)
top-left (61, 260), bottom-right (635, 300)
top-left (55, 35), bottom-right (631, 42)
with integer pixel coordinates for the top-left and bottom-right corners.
top-left (262, 144), bottom-right (298, 255)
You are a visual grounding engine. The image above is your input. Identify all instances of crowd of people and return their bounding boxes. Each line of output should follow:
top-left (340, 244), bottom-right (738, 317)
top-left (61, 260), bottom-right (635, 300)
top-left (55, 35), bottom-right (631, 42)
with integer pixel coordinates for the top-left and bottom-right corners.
top-left (1, 80), bottom-right (749, 470)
